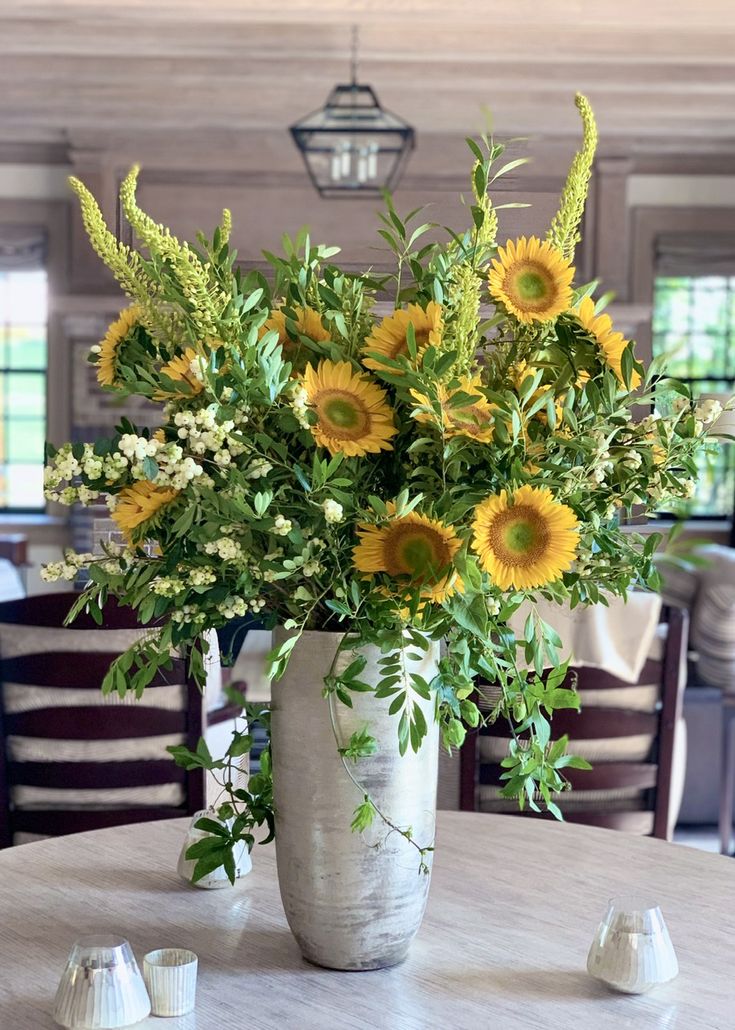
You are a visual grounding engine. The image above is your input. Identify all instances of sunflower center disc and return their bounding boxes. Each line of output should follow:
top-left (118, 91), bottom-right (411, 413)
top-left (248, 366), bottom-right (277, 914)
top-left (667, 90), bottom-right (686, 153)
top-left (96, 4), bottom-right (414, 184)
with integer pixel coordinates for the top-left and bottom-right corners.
top-left (324, 397), bottom-right (360, 428)
top-left (516, 269), bottom-right (548, 301)
top-left (401, 536), bottom-right (435, 575)
top-left (489, 505), bottom-right (550, 566)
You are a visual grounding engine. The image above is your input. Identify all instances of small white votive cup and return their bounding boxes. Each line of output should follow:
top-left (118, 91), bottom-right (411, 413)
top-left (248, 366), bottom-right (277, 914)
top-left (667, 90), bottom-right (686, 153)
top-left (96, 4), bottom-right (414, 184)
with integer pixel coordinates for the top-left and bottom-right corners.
top-left (143, 949), bottom-right (198, 1016)
top-left (53, 934), bottom-right (151, 1029)
top-left (587, 895), bottom-right (679, 994)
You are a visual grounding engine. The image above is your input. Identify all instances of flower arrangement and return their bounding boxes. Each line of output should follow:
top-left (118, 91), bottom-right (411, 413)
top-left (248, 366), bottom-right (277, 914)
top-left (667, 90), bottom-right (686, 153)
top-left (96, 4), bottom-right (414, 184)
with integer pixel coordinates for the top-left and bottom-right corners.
top-left (44, 94), bottom-right (715, 873)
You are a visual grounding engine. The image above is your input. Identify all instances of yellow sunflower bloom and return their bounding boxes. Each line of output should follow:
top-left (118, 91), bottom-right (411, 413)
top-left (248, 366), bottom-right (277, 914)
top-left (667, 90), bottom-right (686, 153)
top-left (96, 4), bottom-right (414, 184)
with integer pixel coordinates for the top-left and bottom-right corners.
top-left (574, 297), bottom-right (641, 389)
top-left (511, 360), bottom-right (563, 425)
top-left (154, 347), bottom-right (205, 400)
top-left (363, 301), bottom-right (443, 374)
top-left (489, 237), bottom-right (574, 325)
top-left (353, 507), bottom-right (462, 603)
top-left (471, 484), bottom-right (579, 591)
top-left (302, 359), bottom-right (397, 457)
top-left (96, 305), bottom-right (143, 387)
top-left (261, 305), bottom-right (330, 370)
top-left (412, 375), bottom-right (497, 443)
top-left (112, 482), bottom-right (179, 541)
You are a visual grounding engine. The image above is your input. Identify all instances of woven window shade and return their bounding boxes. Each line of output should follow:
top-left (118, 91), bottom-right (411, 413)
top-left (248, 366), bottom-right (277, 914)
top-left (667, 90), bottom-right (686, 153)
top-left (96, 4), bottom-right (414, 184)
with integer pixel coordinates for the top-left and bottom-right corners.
top-left (0, 225), bottom-right (46, 271)
top-left (656, 233), bottom-right (735, 277)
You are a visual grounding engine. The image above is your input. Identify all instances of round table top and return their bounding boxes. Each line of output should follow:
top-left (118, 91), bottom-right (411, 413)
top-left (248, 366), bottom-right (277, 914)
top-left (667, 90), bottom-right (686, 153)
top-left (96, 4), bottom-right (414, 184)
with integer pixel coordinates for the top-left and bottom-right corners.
top-left (0, 812), bottom-right (731, 1030)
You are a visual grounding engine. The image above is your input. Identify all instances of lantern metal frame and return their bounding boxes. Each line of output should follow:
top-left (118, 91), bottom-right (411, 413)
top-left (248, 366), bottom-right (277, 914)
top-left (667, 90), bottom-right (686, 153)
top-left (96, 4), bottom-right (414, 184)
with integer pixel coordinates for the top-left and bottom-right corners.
top-left (289, 29), bottom-right (415, 198)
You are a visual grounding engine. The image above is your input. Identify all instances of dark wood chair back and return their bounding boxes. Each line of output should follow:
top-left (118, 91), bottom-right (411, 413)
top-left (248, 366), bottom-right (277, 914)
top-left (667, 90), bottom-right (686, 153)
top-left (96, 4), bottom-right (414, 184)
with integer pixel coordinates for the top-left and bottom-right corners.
top-left (0, 592), bottom-right (205, 847)
top-left (459, 605), bottom-right (688, 839)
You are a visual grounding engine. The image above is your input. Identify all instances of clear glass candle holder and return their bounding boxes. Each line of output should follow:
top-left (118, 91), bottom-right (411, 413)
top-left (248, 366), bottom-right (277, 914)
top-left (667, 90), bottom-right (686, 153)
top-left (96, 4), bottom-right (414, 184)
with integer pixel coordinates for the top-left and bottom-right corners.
top-left (587, 896), bottom-right (679, 994)
top-left (143, 948), bottom-right (198, 1017)
top-left (53, 934), bottom-right (151, 1029)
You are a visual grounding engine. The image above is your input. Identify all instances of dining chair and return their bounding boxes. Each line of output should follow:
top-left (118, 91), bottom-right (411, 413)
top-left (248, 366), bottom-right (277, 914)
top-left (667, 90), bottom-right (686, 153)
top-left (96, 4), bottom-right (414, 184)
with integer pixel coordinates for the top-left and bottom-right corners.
top-left (459, 605), bottom-right (689, 839)
top-left (0, 592), bottom-right (208, 847)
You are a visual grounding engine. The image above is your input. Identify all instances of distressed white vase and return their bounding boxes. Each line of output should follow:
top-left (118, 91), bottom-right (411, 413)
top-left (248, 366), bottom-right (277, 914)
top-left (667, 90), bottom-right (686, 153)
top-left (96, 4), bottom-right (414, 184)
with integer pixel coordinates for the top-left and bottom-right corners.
top-left (270, 629), bottom-right (440, 971)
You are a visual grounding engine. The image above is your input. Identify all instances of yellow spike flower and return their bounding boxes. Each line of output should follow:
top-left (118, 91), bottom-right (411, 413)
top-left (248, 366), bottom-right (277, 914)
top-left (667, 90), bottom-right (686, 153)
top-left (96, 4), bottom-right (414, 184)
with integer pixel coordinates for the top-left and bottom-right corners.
top-left (302, 360), bottom-right (397, 457)
top-left (471, 484), bottom-right (579, 591)
top-left (489, 237), bottom-right (574, 325)
top-left (547, 93), bottom-right (598, 263)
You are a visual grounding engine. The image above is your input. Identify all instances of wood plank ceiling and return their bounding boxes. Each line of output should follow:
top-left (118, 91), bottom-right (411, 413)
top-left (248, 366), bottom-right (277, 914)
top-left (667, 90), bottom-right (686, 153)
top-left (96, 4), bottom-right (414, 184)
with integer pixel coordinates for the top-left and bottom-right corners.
top-left (1, 0), bottom-right (734, 149)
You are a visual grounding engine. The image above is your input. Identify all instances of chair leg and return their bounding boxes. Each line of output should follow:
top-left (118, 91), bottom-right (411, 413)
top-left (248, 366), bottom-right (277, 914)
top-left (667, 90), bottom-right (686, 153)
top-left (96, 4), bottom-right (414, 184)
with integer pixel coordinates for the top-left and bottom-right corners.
top-left (719, 702), bottom-right (735, 856)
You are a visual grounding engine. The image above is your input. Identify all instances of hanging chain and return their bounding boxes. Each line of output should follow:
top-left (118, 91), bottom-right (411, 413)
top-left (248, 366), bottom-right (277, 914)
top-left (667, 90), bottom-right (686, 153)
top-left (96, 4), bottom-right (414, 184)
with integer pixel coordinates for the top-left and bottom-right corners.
top-left (350, 24), bottom-right (359, 85)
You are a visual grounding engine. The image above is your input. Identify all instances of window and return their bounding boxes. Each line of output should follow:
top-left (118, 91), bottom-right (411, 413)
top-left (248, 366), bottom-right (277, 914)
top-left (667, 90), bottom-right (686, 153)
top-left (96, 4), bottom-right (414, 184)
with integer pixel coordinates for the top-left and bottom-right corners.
top-left (652, 275), bottom-right (735, 518)
top-left (0, 270), bottom-right (47, 511)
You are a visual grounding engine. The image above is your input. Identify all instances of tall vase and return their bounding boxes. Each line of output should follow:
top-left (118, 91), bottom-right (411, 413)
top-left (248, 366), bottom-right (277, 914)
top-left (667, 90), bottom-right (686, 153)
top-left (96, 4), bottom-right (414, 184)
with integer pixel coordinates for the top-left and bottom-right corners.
top-left (270, 629), bottom-right (440, 971)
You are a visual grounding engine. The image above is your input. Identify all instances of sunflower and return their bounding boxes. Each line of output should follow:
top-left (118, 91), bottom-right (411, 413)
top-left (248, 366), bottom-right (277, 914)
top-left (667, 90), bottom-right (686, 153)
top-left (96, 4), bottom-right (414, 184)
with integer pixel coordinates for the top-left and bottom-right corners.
top-left (154, 347), bottom-right (205, 400)
top-left (511, 360), bottom-right (563, 425)
top-left (489, 237), bottom-right (574, 325)
top-left (412, 375), bottom-right (497, 443)
top-left (112, 482), bottom-right (179, 541)
top-left (574, 297), bottom-right (641, 389)
top-left (302, 360), bottom-right (397, 457)
top-left (471, 484), bottom-right (579, 591)
top-left (363, 302), bottom-right (443, 374)
top-left (96, 305), bottom-right (143, 387)
top-left (353, 507), bottom-right (462, 602)
top-left (261, 305), bottom-right (330, 370)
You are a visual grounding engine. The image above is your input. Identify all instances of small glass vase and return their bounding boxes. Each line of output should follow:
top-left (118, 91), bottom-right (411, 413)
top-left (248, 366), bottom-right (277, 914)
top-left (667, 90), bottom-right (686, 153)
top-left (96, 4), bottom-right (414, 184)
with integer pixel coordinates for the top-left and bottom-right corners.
top-left (587, 896), bottom-right (679, 994)
top-left (176, 809), bottom-right (251, 890)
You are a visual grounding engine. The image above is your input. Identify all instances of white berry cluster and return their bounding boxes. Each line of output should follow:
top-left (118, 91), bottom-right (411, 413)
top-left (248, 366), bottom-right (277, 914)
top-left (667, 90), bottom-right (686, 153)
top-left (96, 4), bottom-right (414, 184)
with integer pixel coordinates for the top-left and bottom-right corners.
top-left (246, 457), bottom-right (273, 480)
top-left (173, 407), bottom-right (246, 459)
top-left (117, 433), bottom-right (208, 491)
top-left (171, 604), bottom-right (208, 626)
top-left (186, 565), bottom-right (218, 587)
top-left (40, 550), bottom-right (96, 583)
top-left (322, 498), bottom-right (344, 523)
top-left (288, 382), bottom-right (311, 428)
top-left (217, 595), bottom-right (266, 620)
top-left (694, 397), bottom-right (723, 424)
top-left (272, 514), bottom-right (292, 536)
top-left (203, 536), bottom-right (244, 561)
top-left (150, 576), bottom-right (187, 597)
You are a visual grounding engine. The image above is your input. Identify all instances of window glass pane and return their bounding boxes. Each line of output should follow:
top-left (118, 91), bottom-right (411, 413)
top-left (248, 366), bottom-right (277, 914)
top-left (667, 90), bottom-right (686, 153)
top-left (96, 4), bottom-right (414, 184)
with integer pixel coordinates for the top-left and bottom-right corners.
top-left (653, 273), bottom-right (735, 518)
top-left (6, 418), bottom-right (44, 464)
top-left (3, 270), bottom-right (47, 323)
top-left (689, 446), bottom-right (735, 517)
top-left (4, 464), bottom-right (43, 509)
top-left (0, 269), bottom-right (47, 510)
top-left (2, 372), bottom-right (45, 418)
top-left (6, 325), bottom-right (46, 370)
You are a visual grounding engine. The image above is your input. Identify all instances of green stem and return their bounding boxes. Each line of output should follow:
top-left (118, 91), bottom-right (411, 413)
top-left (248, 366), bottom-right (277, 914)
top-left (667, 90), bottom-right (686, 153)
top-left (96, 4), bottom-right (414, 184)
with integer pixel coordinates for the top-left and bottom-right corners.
top-left (325, 635), bottom-right (435, 874)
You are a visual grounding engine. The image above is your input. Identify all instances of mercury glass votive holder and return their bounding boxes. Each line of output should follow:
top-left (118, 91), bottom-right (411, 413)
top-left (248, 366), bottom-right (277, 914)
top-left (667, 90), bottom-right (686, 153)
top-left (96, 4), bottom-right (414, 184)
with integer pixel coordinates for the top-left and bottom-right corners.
top-left (53, 935), bottom-right (151, 1029)
top-left (587, 896), bottom-right (679, 994)
top-left (143, 948), bottom-right (198, 1016)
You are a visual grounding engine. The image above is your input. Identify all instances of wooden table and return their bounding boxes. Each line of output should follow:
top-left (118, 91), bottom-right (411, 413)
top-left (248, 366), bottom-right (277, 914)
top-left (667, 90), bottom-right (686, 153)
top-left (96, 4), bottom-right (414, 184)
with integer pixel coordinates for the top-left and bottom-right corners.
top-left (0, 813), bottom-right (731, 1030)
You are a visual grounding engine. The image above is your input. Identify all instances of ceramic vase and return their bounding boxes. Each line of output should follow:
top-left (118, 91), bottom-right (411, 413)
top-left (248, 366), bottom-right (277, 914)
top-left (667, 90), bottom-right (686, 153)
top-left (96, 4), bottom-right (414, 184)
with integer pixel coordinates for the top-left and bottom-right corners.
top-left (270, 629), bottom-right (440, 971)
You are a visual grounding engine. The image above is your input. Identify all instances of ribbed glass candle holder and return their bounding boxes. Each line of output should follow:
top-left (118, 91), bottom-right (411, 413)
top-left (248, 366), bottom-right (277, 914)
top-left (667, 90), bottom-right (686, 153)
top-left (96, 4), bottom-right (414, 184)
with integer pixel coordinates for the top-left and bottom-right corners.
top-left (53, 935), bottom-right (150, 1029)
top-left (143, 948), bottom-right (198, 1017)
